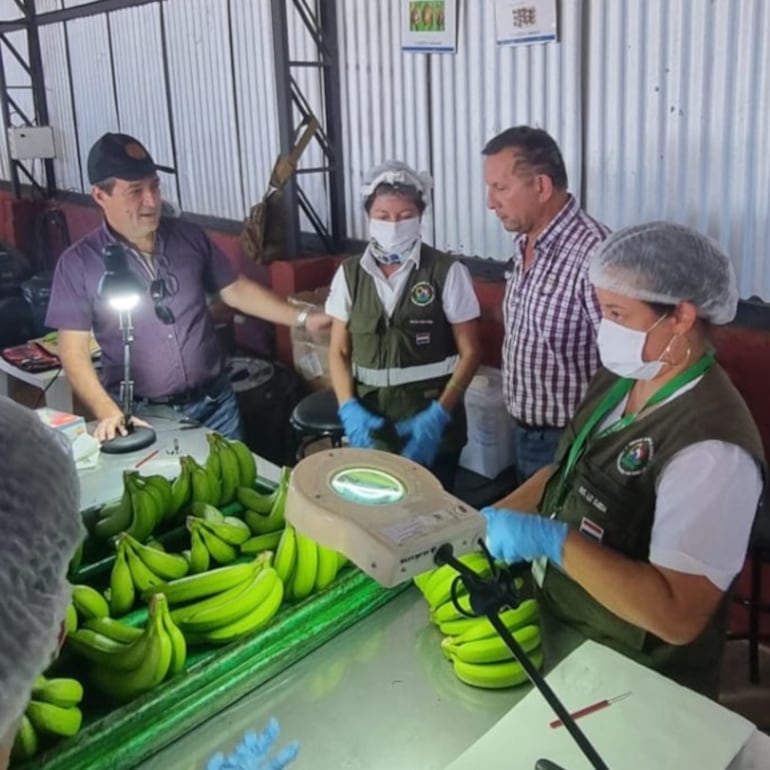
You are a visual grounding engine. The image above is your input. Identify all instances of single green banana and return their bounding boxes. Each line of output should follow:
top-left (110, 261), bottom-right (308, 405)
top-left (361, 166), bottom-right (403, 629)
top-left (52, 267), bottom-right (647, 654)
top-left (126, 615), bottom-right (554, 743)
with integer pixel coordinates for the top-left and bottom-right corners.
top-left (228, 438), bottom-right (257, 488)
top-left (237, 486), bottom-right (276, 515)
top-left (191, 461), bottom-right (216, 506)
top-left (273, 525), bottom-right (297, 584)
top-left (186, 575), bottom-right (284, 644)
top-left (93, 482), bottom-right (133, 539)
top-left (31, 677), bottom-right (84, 708)
top-left (11, 714), bottom-right (38, 760)
top-left (89, 599), bottom-right (173, 701)
top-left (26, 701), bottom-right (83, 737)
top-left (67, 627), bottom-right (152, 671)
top-left (240, 530), bottom-right (282, 555)
top-left (313, 544), bottom-right (339, 592)
top-left (216, 438), bottom-right (240, 506)
top-left (83, 616), bottom-right (143, 644)
top-left (291, 531), bottom-right (319, 601)
top-left (109, 548), bottom-right (136, 616)
top-left (430, 591), bottom-right (474, 624)
top-left (124, 533), bottom-right (189, 580)
top-left (438, 616), bottom-right (485, 637)
top-left (146, 559), bottom-right (260, 604)
top-left (179, 566), bottom-right (279, 634)
top-left (266, 467), bottom-right (291, 520)
top-left (158, 599), bottom-right (187, 676)
top-left (205, 434), bottom-right (222, 481)
top-left (72, 584), bottom-right (111, 620)
top-left (444, 623), bottom-right (541, 664)
top-left (188, 500), bottom-right (225, 522)
top-left (65, 603), bottom-right (78, 634)
top-left (452, 647), bottom-right (543, 689)
top-left (450, 600), bottom-right (540, 645)
top-left (142, 474), bottom-right (174, 522)
top-left (189, 528), bottom-right (211, 574)
top-left (198, 515), bottom-right (252, 546)
top-left (124, 542), bottom-right (166, 592)
top-left (196, 522), bottom-right (238, 564)
top-left (170, 458), bottom-right (192, 517)
top-left (244, 508), bottom-right (285, 535)
top-left (125, 478), bottom-right (159, 543)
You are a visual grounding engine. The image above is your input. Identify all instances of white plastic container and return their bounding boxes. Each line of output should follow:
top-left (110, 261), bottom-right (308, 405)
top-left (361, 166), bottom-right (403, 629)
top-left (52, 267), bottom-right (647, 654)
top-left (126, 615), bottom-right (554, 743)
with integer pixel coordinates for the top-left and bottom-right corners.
top-left (459, 366), bottom-right (517, 479)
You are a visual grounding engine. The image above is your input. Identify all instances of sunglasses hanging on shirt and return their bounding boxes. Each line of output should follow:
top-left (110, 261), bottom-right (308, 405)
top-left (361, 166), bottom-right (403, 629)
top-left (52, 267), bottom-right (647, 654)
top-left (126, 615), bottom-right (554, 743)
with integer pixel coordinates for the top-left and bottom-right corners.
top-left (150, 278), bottom-right (175, 325)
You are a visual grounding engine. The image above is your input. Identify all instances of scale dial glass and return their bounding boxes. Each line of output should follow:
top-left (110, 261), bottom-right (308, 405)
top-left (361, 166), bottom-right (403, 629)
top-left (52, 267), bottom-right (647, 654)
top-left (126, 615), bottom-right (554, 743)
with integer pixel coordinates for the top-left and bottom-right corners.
top-left (330, 467), bottom-right (406, 505)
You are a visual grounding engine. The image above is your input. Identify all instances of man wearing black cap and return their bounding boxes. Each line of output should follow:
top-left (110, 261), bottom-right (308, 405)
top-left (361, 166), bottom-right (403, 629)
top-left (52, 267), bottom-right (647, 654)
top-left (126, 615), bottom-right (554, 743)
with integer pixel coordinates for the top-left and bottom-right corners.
top-left (46, 132), bottom-right (329, 442)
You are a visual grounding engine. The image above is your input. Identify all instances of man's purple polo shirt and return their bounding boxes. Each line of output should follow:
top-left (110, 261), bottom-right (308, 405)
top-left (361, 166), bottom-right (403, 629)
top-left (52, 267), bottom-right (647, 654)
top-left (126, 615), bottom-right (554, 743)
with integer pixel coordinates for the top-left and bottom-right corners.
top-left (46, 218), bottom-right (238, 399)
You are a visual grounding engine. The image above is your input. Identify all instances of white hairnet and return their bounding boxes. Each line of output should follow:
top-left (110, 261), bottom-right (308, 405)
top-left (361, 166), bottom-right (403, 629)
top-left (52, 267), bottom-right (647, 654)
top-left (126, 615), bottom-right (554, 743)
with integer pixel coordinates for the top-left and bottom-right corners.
top-left (0, 397), bottom-right (85, 744)
top-left (589, 221), bottom-right (738, 325)
top-left (361, 160), bottom-right (433, 205)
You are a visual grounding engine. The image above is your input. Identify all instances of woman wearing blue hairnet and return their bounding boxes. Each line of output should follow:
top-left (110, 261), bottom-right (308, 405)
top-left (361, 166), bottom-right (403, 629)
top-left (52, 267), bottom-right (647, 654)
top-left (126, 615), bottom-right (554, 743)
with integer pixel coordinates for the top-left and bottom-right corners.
top-left (482, 222), bottom-right (765, 697)
top-left (326, 161), bottom-right (481, 491)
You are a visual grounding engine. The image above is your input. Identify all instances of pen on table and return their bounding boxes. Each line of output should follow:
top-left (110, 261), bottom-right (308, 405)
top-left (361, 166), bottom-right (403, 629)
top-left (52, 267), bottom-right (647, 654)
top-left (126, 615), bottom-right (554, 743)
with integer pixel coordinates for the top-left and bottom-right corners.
top-left (134, 449), bottom-right (159, 468)
top-left (549, 691), bottom-right (632, 729)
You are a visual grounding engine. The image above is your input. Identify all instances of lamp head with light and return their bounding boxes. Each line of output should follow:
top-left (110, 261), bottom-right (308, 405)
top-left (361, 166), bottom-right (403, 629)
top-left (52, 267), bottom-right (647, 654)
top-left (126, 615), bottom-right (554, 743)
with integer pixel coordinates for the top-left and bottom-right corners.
top-left (96, 242), bottom-right (156, 455)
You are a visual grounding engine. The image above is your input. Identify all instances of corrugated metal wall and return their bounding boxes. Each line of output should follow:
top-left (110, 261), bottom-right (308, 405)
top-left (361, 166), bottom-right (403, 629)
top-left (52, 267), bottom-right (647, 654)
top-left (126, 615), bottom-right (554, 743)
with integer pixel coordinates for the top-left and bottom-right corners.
top-left (0, 0), bottom-right (768, 297)
top-left (584, 0), bottom-right (770, 299)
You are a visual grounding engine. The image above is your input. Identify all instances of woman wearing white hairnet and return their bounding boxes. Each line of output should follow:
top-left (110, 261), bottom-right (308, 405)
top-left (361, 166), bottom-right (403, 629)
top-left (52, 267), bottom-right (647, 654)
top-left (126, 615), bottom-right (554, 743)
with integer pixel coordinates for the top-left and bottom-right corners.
top-left (326, 161), bottom-right (481, 491)
top-left (482, 222), bottom-right (765, 697)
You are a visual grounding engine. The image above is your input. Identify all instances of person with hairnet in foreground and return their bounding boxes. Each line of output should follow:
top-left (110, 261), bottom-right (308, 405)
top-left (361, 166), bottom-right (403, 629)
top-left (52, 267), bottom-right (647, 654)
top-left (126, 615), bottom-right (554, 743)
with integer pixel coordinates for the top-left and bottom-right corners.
top-left (482, 222), bottom-right (765, 698)
top-left (326, 161), bottom-right (481, 491)
top-left (0, 396), bottom-right (297, 770)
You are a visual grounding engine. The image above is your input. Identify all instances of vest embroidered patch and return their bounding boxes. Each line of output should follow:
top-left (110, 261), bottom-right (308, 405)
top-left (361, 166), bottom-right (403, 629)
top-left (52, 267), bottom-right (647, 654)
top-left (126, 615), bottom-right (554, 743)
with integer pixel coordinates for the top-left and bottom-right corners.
top-left (410, 281), bottom-right (435, 306)
top-left (616, 437), bottom-right (654, 476)
top-left (579, 516), bottom-right (604, 542)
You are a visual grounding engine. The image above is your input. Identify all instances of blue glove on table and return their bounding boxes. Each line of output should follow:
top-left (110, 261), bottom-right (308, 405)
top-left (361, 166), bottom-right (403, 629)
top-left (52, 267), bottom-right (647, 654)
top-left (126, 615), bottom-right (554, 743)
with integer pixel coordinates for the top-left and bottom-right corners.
top-left (481, 507), bottom-right (569, 567)
top-left (206, 718), bottom-right (299, 770)
top-left (338, 398), bottom-right (385, 449)
top-left (395, 400), bottom-right (451, 466)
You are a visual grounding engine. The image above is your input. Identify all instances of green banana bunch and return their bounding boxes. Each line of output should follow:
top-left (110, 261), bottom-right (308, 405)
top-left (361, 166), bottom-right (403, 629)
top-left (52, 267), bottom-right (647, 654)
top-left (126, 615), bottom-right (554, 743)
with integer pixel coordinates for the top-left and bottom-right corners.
top-left (188, 455), bottom-right (221, 506)
top-left (141, 474), bottom-right (174, 523)
top-left (449, 600), bottom-right (539, 645)
top-left (125, 474), bottom-right (162, 543)
top-left (93, 470), bottom-right (139, 539)
top-left (273, 526), bottom-right (342, 601)
top-left (88, 594), bottom-right (185, 702)
top-left (238, 465), bottom-right (291, 515)
top-left (146, 558), bottom-right (260, 604)
top-left (187, 516), bottom-right (238, 565)
top-left (71, 584), bottom-right (110, 621)
top-left (210, 433), bottom-right (240, 506)
top-left (184, 567), bottom-right (284, 645)
top-left (443, 623), bottom-right (541, 664)
top-left (430, 590), bottom-right (474, 625)
top-left (31, 675), bottom-right (84, 709)
top-left (11, 715), bottom-right (39, 761)
top-left (109, 546), bottom-right (136, 616)
top-left (452, 647), bottom-right (544, 689)
top-left (228, 437), bottom-right (257, 488)
top-left (170, 457), bottom-right (193, 517)
top-left (26, 700), bottom-right (82, 737)
top-left (124, 543), bottom-right (166, 592)
top-left (197, 515), bottom-right (252, 546)
top-left (240, 530), bottom-right (282, 555)
top-left (122, 533), bottom-right (190, 580)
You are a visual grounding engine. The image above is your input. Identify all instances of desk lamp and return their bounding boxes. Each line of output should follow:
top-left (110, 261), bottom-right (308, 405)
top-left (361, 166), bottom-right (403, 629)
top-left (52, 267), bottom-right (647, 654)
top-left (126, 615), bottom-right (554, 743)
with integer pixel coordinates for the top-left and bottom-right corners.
top-left (97, 242), bottom-right (156, 455)
top-left (286, 448), bottom-right (611, 770)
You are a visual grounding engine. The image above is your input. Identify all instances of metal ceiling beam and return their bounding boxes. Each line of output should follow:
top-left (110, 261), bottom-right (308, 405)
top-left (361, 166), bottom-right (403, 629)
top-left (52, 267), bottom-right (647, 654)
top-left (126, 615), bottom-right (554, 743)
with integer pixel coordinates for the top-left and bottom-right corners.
top-left (0, 0), bottom-right (162, 33)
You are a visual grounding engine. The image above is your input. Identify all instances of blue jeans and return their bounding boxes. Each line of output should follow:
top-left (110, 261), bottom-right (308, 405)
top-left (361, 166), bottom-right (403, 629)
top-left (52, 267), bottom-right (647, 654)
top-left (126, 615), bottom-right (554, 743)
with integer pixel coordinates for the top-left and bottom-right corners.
top-left (177, 386), bottom-right (244, 440)
top-left (515, 425), bottom-right (563, 483)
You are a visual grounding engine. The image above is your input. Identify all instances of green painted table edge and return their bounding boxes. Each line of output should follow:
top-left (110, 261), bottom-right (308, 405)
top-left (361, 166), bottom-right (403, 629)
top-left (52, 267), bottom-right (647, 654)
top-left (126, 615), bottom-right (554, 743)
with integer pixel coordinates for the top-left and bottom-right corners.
top-left (23, 570), bottom-right (409, 770)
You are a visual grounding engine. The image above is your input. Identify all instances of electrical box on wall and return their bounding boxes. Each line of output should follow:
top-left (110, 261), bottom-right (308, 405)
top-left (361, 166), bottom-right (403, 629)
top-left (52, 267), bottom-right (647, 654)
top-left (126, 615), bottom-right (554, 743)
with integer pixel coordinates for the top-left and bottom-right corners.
top-left (7, 126), bottom-right (56, 159)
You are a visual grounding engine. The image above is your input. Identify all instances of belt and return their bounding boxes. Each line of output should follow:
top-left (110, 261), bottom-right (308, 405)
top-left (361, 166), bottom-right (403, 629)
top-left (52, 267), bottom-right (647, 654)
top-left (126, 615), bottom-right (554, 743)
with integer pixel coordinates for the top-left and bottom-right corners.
top-left (137, 372), bottom-right (228, 407)
top-left (517, 421), bottom-right (560, 432)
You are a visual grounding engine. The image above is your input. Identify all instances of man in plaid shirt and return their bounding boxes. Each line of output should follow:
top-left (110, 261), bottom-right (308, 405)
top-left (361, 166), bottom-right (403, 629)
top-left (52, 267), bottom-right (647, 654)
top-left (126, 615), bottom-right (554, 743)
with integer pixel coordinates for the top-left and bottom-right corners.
top-left (483, 126), bottom-right (610, 481)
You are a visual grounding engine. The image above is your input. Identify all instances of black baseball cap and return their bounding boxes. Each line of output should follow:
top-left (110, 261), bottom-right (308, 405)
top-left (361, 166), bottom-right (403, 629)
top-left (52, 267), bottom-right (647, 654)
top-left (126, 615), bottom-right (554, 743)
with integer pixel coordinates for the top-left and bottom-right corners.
top-left (87, 132), bottom-right (173, 185)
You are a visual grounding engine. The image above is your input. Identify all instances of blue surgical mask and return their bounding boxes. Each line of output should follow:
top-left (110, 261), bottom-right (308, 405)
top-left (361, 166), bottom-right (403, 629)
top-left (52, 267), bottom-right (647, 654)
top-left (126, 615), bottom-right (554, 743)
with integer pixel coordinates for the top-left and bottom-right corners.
top-left (369, 217), bottom-right (421, 264)
top-left (597, 315), bottom-right (670, 380)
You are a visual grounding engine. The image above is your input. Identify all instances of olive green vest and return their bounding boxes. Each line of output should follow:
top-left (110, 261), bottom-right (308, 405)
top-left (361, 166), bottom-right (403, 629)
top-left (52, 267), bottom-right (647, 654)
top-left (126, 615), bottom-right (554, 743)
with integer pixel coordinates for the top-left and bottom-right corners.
top-left (343, 245), bottom-right (466, 454)
top-left (537, 363), bottom-right (765, 697)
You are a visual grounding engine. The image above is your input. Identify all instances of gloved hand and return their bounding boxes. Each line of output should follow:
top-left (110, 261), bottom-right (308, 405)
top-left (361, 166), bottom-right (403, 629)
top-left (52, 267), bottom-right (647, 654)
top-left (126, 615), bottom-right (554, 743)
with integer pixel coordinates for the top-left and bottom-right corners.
top-left (481, 507), bottom-right (569, 567)
top-left (338, 398), bottom-right (385, 449)
top-left (395, 400), bottom-right (451, 466)
top-left (205, 718), bottom-right (299, 770)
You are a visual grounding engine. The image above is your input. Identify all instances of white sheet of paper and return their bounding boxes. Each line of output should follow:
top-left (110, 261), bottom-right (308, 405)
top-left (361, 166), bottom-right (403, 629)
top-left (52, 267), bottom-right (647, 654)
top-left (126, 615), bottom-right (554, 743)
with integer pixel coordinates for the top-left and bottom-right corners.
top-left (445, 640), bottom-right (756, 770)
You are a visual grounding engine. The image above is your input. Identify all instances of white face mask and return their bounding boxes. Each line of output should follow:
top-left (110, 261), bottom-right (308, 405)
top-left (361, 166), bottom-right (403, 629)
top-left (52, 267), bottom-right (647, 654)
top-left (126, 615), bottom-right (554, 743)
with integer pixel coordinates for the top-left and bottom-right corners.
top-left (369, 217), bottom-right (421, 264)
top-left (597, 315), bottom-right (670, 380)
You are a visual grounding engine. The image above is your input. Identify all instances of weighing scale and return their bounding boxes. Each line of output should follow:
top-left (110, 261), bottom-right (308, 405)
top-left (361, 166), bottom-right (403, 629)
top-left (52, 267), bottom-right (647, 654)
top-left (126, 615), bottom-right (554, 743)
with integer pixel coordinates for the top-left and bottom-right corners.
top-left (285, 448), bottom-right (486, 587)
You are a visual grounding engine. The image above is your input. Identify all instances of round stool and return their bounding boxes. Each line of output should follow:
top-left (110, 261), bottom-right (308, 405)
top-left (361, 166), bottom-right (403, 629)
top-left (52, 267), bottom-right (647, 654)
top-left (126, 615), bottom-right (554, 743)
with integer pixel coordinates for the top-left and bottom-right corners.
top-left (290, 389), bottom-right (345, 459)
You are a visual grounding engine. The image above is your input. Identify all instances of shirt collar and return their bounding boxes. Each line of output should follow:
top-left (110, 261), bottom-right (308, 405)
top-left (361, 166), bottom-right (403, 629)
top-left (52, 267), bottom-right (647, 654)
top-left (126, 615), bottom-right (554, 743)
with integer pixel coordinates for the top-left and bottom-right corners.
top-left (361, 239), bottom-right (422, 278)
top-left (514, 193), bottom-right (579, 254)
top-left (100, 219), bottom-right (166, 258)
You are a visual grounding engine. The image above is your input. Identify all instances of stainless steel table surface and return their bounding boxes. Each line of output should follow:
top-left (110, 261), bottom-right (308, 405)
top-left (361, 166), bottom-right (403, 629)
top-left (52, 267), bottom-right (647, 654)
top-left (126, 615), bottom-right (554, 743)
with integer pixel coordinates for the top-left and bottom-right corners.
top-left (77, 417), bottom-right (281, 511)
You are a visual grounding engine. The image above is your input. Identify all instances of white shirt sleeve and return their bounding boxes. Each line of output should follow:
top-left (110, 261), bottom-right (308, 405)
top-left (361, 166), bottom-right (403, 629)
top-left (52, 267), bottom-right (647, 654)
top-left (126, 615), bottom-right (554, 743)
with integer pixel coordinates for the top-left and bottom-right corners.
top-left (442, 261), bottom-right (481, 324)
top-left (324, 265), bottom-right (352, 322)
top-left (650, 440), bottom-right (763, 590)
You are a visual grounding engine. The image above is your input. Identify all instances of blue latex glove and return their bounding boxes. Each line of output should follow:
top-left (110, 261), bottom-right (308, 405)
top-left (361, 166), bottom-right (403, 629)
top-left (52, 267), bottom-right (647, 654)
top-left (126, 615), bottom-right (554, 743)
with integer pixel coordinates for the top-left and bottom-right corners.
top-left (206, 718), bottom-right (299, 770)
top-left (395, 400), bottom-right (450, 466)
top-left (337, 398), bottom-right (385, 449)
top-left (481, 507), bottom-right (569, 567)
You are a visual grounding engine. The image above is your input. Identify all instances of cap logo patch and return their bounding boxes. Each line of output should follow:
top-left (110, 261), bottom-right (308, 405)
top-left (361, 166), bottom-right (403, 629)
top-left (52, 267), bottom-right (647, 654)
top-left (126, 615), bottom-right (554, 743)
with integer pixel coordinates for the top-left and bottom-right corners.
top-left (125, 142), bottom-right (147, 160)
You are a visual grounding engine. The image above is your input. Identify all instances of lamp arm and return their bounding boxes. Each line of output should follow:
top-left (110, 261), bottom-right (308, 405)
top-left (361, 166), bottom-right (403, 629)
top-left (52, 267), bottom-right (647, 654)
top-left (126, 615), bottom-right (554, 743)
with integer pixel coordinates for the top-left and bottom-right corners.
top-left (118, 309), bottom-right (137, 426)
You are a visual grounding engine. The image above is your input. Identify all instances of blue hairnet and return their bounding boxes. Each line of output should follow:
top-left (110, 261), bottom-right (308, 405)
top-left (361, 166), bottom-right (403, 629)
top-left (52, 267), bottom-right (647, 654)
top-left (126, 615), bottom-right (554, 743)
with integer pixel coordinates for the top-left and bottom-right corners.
top-left (589, 222), bottom-right (738, 325)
